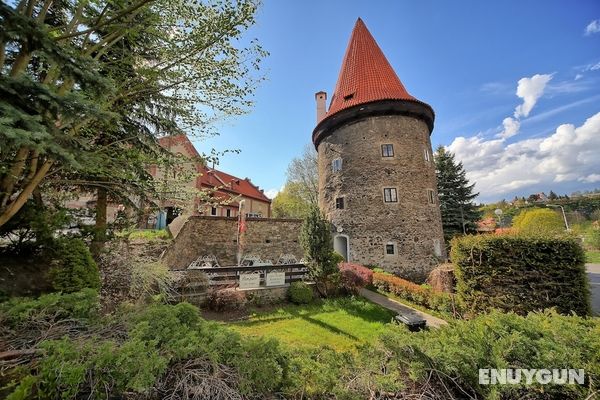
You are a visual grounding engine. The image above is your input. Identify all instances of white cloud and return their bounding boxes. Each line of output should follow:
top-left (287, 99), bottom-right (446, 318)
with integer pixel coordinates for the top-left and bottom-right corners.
top-left (574, 74), bottom-right (584, 81)
top-left (585, 19), bottom-right (600, 36)
top-left (590, 61), bottom-right (600, 71)
top-left (264, 188), bottom-right (280, 199)
top-left (514, 74), bottom-right (553, 118)
top-left (497, 117), bottom-right (520, 138)
top-left (581, 174), bottom-right (600, 183)
top-left (448, 112), bottom-right (600, 201)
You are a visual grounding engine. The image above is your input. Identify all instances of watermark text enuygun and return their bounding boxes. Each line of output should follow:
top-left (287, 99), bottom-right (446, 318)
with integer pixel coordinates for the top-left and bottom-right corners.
top-left (479, 369), bottom-right (585, 385)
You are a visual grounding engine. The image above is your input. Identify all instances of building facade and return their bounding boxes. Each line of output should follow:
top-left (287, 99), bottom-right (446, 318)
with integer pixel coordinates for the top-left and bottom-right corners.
top-left (149, 134), bottom-right (271, 228)
top-left (312, 19), bottom-right (445, 281)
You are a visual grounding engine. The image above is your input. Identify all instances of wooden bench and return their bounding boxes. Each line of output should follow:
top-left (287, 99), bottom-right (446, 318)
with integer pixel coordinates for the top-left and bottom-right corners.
top-left (394, 313), bottom-right (427, 331)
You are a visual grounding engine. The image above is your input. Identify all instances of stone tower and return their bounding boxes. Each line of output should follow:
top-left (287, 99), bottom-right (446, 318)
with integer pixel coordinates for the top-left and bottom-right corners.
top-left (312, 18), bottom-right (445, 281)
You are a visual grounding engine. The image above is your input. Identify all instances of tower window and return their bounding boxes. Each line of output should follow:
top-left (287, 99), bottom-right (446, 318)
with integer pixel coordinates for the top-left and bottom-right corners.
top-left (226, 209), bottom-right (231, 217)
top-left (332, 158), bottom-right (342, 172)
top-left (427, 189), bottom-right (435, 204)
top-left (385, 243), bottom-right (395, 255)
top-left (381, 144), bottom-right (394, 157)
top-left (424, 148), bottom-right (431, 162)
top-left (383, 188), bottom-right (398, 203)
top-left (211, 207), bottom-right (217, 216)
top-left (335, 197), bottom-right (345, 209)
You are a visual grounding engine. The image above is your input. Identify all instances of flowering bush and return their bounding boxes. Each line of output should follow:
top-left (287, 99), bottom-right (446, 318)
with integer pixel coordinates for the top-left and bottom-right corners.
top-left (339, 263), bottom-right (373, 294)
top-left (372, 272), bottom-right (457, 315)
top-left (205, 288), bottom-right (247, 311)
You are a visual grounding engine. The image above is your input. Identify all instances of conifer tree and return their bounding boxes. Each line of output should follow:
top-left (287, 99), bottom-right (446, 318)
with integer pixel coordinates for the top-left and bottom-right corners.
top-left (434, 146), bottom-right (481, 240)
top-left (0, 0), bottom-right (266, 229)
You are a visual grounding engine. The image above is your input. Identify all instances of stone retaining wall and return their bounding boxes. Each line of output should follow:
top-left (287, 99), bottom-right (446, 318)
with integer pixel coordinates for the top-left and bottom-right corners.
top-left (162, 216), bottom-right (304, 270)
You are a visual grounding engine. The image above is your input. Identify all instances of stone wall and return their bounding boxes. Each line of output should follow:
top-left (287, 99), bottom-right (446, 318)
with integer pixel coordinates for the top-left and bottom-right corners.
top-left (163, 216), bottom-right (304, 270)
top-left (317, 114), bottom-right (446, 282)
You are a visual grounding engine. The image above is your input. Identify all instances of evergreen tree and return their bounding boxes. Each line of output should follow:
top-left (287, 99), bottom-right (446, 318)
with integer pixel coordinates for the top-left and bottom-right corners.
top-left (300, 205), bottom-right (341, 297)
top-left (434, 146), bottom-right (481, 240)
top-left (548, 190), bottom-right (558, 200)
top-left (0, 0), bottom-right (266, 229)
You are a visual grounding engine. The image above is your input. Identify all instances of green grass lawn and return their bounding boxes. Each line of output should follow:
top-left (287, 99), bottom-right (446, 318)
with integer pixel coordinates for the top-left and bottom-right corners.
top-left (230, 297), bottom-right (396, 352)
top-left (587, 250), bottom-right (600, 263)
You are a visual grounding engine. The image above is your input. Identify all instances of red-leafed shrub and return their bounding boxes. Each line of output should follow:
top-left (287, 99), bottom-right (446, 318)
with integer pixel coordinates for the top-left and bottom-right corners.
top-left (205, 288), bottom-right (247, 311)
top-left (372, 272), bottom-right (458, 316)
top-left (339, 263), bottom-right (373, 294)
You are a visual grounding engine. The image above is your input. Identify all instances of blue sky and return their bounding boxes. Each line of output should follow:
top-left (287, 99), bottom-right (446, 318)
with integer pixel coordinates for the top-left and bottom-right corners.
top-left (195, 0), bottom-right (600, 203)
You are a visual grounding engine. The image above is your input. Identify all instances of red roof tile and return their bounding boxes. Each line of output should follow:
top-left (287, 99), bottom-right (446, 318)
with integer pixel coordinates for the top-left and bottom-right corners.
top-left (197, 167), bottom-right (271, 203)
top-left (322, 18), bottom-right (431, 122)
top-left (156, 135), bottom-right (270, 204)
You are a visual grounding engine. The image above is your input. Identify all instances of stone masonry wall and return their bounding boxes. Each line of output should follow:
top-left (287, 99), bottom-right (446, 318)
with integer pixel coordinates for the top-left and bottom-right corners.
top-left (163, 216), bottom-right (304, 270)
top-left (317, 114), bottom-right (446, 282)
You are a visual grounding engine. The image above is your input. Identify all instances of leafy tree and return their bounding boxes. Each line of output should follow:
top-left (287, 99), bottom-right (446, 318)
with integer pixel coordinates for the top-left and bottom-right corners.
top-left (286, 144), bottom-right (318, 206)
top-left (300, 205), bottom-right (341, 297)
top-left (272, 182), bottom-right (311, 218)
top-left (434, 146), bottom-right (481, 240)
top-left (512, 208), bottom-right (566, 236)
top-left (0, 0), bottom-right (266, 229)
top-left (548, 190), bottom-right (558, 200)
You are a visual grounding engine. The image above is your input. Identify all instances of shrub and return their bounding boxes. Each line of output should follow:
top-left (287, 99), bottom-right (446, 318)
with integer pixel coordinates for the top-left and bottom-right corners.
top-left (451, 234), bottom-right (591, 316)
top-left (205, 288), bottom-right (247, 311)
top-left (284, 346), bottom-right (357, 398)
top-left (130, 260), bottom-right (176, 300)
top-left (369, 310), bottom-right (600, 399)
top-left (0, 288), bottom-right (99, 328)
top-left (233, 337), bottom-right (286, 395)
top-left (339, 263), bottom-right (373, 294)
top-left (125, 229), bottom-right (171, 241)
top-left (587, 227), bottom-right (600, 250)
top-left (372, 272), bottom-right (457, 315)
top-left (48, 238), bottom-right (100, 293)
top-left (288, 281), bottom-right (313, 304)
top-left (512, 208), bottom-right (565, 236)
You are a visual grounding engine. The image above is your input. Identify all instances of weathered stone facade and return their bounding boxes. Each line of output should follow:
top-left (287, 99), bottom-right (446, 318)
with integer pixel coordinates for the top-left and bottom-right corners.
top-left (163, 216), bottom-right (303, 270)
top-left (317, 114), bottom-right (445, 282)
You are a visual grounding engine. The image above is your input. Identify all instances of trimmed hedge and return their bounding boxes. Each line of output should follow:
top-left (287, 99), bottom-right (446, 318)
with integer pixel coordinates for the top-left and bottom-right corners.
top-left (372, 272), bottom-right (457, 315)
top-left (451, 234), bottom-right (591, 316)
top-left (339, 263), bottom-right (373, 294)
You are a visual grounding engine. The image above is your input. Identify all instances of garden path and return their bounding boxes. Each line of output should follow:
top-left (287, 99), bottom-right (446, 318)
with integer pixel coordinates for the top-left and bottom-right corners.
top-left (587, 264), bottom-right (600, 316)
top-left (359, 288), bottom-right (448, 328)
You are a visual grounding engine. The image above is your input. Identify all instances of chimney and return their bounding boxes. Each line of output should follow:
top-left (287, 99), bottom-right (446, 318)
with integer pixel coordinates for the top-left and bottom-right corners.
top-left (315, 91), bottom-right (327, 122)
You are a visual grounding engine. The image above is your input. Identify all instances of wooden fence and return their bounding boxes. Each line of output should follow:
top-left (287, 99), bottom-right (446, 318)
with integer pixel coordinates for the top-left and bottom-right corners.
top-left (187, 263), bottom-right (309, 290)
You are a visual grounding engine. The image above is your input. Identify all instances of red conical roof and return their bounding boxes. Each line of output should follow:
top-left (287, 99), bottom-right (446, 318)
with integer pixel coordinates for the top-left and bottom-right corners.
top-left (323, 18), bottom-right (427, 121)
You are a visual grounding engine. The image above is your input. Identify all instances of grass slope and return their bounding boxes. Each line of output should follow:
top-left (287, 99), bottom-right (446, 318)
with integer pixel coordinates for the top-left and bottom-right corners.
top-left (230, 297), bottom-right (395, 352)
top-left (587, 250), bottom-right (600, 263)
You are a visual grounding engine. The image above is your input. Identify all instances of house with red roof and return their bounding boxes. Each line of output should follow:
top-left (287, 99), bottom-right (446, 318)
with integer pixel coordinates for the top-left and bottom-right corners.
top-left (149, 134), bottom-right (271, 227)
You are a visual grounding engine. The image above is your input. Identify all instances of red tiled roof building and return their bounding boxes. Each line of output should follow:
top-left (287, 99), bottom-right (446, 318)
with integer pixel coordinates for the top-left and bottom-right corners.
top-left (313, 19), bottom-right (445, 281)
top-left (150, 135), bottom-right (271, 225)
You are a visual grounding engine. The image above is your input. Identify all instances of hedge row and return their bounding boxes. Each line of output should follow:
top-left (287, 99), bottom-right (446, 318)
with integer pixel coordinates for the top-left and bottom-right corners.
top-left (451, 234), bottom-right (591, 316)
top-left (372, 272), bottom-right (458, 315)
